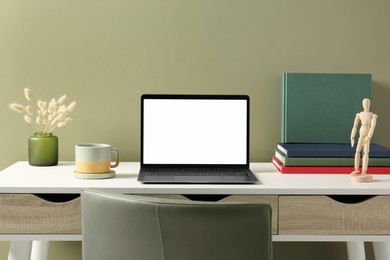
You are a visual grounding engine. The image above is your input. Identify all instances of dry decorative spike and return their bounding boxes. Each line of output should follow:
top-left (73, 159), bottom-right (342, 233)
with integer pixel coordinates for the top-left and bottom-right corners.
top-left (9, 88), bottom-right (76, 134)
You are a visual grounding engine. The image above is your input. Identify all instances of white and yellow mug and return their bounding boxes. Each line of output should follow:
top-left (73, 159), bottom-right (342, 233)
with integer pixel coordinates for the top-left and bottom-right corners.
top-left (75, 144), bottom-right (119, 173)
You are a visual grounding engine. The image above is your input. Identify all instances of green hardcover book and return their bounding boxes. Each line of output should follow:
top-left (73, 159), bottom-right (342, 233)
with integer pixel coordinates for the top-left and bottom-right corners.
top-left (281, 73), bottom-right (372, 143)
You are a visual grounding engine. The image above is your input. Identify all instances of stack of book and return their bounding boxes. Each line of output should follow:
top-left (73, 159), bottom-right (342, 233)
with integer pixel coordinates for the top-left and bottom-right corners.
top-left (273, 143), bottom-right (390, 174)
top-left (273, 72), bottom-right (390, 174)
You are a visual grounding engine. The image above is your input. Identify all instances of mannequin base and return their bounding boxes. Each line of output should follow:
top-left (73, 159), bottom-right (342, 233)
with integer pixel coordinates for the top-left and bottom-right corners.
top-left (351, 174), bottom-right (373, 183)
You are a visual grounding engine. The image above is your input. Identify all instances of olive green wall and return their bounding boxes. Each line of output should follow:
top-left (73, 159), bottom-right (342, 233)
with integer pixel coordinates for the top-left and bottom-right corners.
top-left (1, 0), bottom-right (389, 259)
top-left (2, 0), bottom-right (390, 170)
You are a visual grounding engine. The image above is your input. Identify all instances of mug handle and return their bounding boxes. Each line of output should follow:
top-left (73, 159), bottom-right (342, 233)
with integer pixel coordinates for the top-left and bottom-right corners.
top-left (110, 148), bottom-right (120, 168)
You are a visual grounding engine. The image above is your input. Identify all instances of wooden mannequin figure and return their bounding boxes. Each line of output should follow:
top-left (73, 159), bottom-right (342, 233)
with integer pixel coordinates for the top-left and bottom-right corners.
top-left (350, 98), bottom-right (378, 182)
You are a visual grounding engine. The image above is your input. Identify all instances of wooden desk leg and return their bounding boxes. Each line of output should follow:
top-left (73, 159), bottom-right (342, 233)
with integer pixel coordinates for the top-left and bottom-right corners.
top-left (373, 242), bottom-right (390, 260)
top-left (31, 241), bottom-right (50, 260)
top-left (8, 241), bottom-right (32, 260)
top-left (347, 241), bottom-right (366, 260)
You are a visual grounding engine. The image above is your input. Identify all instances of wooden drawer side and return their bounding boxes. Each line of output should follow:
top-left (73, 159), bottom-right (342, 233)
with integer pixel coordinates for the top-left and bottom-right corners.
top-left (279, 195), bottom-right (390, 235)
top-left (0, 194), bottom-right (81, 234)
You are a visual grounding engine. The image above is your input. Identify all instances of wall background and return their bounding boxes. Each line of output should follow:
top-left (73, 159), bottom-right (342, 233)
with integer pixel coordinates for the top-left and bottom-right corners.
top-left (1, 0), bottom-right (389, 259)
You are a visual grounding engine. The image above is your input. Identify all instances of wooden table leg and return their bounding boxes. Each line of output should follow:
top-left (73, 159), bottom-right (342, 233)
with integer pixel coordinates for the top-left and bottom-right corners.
top-left (373, 241), bottom-right (390, 260)
top-left (31, 241), bottom-right (50, 260)
top-left (8, 241), bottom-right (32, 260)
top-left (347, 241), bottom-right (366, 260)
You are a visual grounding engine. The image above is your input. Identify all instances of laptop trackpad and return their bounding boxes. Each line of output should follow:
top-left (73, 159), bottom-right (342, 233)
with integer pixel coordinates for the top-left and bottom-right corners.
top-left (174, 176), bottom-right (222, 182)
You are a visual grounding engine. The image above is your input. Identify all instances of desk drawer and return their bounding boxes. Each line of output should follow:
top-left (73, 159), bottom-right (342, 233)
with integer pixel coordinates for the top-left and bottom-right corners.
top-left (279, 195), bottom-right (390, 235)
top-left (0, 194), bottom-right (81, 234)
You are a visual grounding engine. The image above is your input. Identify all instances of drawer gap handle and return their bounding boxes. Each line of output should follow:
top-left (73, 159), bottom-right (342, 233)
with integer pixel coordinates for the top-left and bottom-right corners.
top-left (34, 194), bottom-right (80, 203)
top-left (327, 195), bottom-right (376, 204)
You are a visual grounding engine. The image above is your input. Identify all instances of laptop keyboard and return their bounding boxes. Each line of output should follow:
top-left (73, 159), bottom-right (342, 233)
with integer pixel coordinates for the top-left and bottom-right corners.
top-left (142, 168), bottom-right (251, 176)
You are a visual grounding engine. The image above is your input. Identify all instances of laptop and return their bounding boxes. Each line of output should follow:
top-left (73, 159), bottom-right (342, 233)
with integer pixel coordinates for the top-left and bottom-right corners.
top-left (138, 94), bottom-right (258, 184)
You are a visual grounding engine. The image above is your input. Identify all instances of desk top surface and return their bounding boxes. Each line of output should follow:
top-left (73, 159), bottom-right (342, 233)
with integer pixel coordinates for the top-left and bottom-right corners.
top-left (1, 161), bottom-right (390, 195)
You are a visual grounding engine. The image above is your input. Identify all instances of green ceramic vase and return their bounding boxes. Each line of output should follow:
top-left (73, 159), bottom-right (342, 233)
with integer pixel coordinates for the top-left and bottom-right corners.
top-left (28, 132), bottom-right (58, 166)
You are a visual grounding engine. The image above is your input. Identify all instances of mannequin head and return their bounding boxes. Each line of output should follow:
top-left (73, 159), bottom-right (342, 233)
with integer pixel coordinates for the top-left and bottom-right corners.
top-left (362, 98), bottom-right (371, 111)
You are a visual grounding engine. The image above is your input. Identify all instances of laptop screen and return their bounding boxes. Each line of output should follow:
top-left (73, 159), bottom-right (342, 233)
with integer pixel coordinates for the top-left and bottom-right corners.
top-left (141, 95), bottom-right (249, 166)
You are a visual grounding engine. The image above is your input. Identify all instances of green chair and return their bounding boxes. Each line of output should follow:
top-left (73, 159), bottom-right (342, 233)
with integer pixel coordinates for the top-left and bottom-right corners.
top-left (81, 189), bottom-right (272, 260)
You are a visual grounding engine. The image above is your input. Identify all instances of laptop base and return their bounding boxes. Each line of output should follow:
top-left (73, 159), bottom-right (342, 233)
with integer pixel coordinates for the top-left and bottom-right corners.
top-left (138, 169), bottom-right (258, 184)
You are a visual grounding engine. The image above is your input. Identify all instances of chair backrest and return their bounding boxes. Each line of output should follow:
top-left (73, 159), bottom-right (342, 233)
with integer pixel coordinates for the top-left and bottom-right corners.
top-left (81, 189), bottom-right (272, 260)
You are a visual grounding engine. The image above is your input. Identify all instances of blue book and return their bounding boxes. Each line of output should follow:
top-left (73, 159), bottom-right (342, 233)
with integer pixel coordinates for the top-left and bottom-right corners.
top-left (277, 143), bottom-right (390, 158)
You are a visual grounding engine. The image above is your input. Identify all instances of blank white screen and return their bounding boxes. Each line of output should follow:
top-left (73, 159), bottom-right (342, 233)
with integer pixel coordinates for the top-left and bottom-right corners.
top-left (143, 99), bottom-right (247, 165)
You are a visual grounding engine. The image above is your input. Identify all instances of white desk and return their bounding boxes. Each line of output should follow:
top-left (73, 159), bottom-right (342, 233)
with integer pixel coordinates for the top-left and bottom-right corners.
top-left (1, 161), bottom-right (390, 260)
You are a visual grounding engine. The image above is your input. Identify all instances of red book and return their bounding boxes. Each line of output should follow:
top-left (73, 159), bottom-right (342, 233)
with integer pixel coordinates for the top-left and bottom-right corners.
top-left (272, 156), bottom-right (390, 174)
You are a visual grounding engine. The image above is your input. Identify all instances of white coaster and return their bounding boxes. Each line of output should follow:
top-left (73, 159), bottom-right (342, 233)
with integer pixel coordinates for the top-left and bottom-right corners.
top-left (74, 170), bottom-right (115, 179)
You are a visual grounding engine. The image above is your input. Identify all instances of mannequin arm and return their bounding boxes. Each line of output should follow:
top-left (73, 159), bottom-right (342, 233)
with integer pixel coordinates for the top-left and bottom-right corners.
top-left (350, 115), bottom-right (360, 147)
top-left (365, 114), bottom-right (378, 143)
